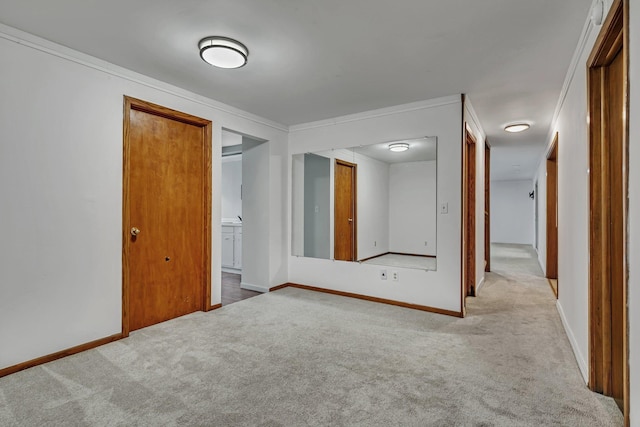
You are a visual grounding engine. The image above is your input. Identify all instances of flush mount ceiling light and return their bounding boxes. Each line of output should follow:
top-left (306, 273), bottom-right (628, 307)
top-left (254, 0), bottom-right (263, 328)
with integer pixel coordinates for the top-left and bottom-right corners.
top-left (199, 36), bottom-right (248, 69)
top-left (388, 143), bottom-right (410, 152)
top-left (504, 123), bottom-right (530, 133)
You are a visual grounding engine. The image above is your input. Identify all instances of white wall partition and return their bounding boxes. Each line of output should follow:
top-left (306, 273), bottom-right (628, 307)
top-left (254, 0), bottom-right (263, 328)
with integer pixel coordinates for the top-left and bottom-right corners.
top-left (289, 96), bottom-right (462, 313)
top-left (490, 180), bottom-right (534, 245)
top-left (221, 155), bottom-right (242, 221)
top-left (0, 25), bottom-right (288, 371)
top-left (389, 161), bottom-right (437, 256)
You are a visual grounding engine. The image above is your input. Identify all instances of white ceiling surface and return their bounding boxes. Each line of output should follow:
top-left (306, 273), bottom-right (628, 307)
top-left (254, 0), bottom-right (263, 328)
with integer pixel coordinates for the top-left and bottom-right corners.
top-left (354, 138), bottom-right (437, 164)
top-left (0, 0), bottom-right (592, 180)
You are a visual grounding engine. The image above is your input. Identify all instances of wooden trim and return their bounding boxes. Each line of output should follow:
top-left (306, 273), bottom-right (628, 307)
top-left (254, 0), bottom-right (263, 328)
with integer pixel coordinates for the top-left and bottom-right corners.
top-left (586, 0), bottom-right (629, 423)
top-left (484, 141), bottom-right (491, 272)
top-left (359, 252), bottom-right (436, 262)
top-left (209, 303), bottom-right (222, 311)
top-left (272, 283), bottom-right (463, 318)
top-left (546, 134), bottom-right (559, 284)
top-left (203, 121), bottom-right (213, 311)
top-left (389, 252), bottom-right (436, 259)
top-left (463, 123), bottom-right (477, 301)
top-left (122, 96), bottom-right (213, 335)
top-left (269, 283), bottom-right (290, 292)
top-left (0, 334), bottom-right (122, 378)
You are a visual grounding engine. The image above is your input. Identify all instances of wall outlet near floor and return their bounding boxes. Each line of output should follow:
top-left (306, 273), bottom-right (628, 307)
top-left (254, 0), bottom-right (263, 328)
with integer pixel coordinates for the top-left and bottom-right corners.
top-left (392, 271), bottom-right (399, 281)
top-left (380, 269), bottom-right (387, 280)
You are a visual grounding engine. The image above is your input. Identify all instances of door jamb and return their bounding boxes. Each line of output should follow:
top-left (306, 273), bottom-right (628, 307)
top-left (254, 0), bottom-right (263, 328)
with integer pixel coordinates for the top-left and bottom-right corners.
top-left (463, 123), bottom-right (477, 301)
top-left (122, 96), bottom-right (213, 338)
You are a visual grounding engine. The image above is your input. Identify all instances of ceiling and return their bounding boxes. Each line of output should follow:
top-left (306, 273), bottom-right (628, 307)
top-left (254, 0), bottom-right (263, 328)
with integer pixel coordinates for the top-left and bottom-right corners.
top-left (0, 0), bottom-right (593, 180)
top-left (353, 138), bottom-right (437, 164)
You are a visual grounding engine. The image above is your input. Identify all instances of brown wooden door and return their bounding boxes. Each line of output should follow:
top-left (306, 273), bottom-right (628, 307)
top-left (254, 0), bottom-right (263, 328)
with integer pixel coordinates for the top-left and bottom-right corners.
top-left (334, 159), bottom-right (357, 261)
top-left (123, 97), bottom-right (212, 334)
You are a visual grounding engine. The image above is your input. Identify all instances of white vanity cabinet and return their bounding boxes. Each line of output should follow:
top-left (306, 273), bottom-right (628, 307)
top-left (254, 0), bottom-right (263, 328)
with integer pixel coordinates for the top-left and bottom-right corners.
top-left (222, 224), bottom-right (242, 271)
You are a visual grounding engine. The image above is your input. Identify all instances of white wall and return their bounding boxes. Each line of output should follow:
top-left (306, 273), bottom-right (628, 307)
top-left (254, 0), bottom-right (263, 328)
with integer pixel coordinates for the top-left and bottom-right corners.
top-left (221, 155), bottom-right (242, 221)
top-left (288, 96), bottom-right (462, 313)
top-left (628, 0), bottom-right (639, 421)
top-left (353, 152), bottom-right (390, 260)
top-left (389, 161), bottom-right (437, 256)
top-left (0, 25), bottom-right (288, 371)
top-left (490, 180), bottom-right (534, 245)
top-left (532, 0), bottom-right (614, 386)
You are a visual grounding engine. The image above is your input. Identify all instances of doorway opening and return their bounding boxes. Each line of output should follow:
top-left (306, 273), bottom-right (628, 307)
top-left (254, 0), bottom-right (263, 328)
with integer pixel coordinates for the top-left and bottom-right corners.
top-left (221, 129), bottom-right (266, 304)
top-left (546, 134), bottom-right (558, 298)
top-left (122, 97), bottom-right (212, 336)
top-left (587, 0), bottom-right (628, 421)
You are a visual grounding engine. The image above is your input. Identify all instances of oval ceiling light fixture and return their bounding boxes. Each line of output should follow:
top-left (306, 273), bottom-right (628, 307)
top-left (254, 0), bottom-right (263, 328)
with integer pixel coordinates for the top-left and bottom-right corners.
top-left (199, 36), bottom-right (248, 69)
top-left (504, 123), bottom-right (530, 133)
top-left (388, 143), bottom-right (410, 152)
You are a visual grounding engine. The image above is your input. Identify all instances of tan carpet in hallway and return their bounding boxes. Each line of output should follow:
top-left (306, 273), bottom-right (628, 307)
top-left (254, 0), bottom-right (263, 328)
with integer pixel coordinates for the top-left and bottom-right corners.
top-left (0, 244), bottom-right (622, 426)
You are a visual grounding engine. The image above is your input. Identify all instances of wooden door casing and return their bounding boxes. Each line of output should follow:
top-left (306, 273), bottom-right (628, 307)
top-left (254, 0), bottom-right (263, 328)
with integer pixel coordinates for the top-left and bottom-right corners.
top-left (123, 97), bottom-right (212, 335)
top-left (546, 136), bottom-right (559, 283)
top-left (334, 159), bottom-right (357, 261)
top-left (587, 0), bottom-right (628, 422)
top-left (463, 126), bottom-right (476, 298)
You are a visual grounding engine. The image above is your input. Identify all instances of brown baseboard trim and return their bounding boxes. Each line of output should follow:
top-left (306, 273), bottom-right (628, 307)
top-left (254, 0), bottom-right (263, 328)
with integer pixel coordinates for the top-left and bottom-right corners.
top-left (358, 252), bottom-right (390, 262)
top-left (0, 333), bottom-right (123, 378)
top-left (207, 303), bottom-right (222, 311)
top-left (272, 283), bottom-right (462, 318)
top-left (269, 283), bottom-right (290, 292)
top-left (389, 252), bottom-right (436, 259)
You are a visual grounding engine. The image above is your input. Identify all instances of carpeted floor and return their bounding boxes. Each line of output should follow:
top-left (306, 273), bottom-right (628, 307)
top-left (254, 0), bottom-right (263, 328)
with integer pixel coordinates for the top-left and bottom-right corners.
top-left (0, 244), bottom-right (622, 426)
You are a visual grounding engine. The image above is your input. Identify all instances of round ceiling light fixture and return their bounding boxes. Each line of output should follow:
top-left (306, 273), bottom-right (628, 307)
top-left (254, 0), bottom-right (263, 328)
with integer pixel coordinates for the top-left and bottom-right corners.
top-left (504, 123), bottom-right (530, 133)
top-left (199, 36), bottom-right (248, 69)
top-left (388, 143), bottom-right (410, 152)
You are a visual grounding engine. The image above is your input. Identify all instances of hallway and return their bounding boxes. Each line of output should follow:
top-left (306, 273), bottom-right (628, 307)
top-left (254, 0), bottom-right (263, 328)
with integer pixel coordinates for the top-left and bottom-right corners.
top-left (466, 243), bottom-right (623, 425)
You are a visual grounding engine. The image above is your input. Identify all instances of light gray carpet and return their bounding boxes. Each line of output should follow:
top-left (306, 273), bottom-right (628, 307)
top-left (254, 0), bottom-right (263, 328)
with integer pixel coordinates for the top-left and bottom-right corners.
top-left (0, 245), bottom-right (622, 426)
top-left (361, 253), bottom-right (437, 270)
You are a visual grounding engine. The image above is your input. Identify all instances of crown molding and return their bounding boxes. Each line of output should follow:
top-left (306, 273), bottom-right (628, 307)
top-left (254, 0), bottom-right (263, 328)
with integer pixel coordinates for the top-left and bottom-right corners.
top-left (289, 95), bottom-right (462, 132)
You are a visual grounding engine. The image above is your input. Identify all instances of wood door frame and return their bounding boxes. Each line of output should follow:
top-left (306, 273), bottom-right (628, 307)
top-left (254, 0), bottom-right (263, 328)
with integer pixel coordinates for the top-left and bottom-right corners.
top-left (545, 134), bottom-right (559, 295)
top-left (587, 0), bottom-right (629, 423)
top-left (334, 159), bottom-right (357, 261)
top-left (484, 140), bottom-right (491, 272)
top-left (462, 123), bottom-right (477, 301)
top-left (122, 96), bottom-right (213, 337)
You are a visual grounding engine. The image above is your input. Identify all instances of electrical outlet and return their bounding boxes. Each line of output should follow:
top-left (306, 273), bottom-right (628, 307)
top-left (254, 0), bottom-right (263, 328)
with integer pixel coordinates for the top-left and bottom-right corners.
top-left (392, 271), bottom-right (399, 281)
top-left (380, 270), bottom-right (387, 280)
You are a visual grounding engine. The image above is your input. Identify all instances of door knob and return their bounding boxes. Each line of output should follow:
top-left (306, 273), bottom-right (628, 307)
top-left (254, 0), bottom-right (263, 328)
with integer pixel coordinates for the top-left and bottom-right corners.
top-left (348, 218), bottom-right (353, 222)
top-left (131, 227), bottom-right (141, 236)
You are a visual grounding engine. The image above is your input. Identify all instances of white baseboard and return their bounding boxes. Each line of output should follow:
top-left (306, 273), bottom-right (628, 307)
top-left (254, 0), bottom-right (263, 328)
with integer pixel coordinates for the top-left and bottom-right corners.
top-left (222, 267), bottom-right (242, 274)
top-left (476, 275), bottom-right (486, 295)
top-left (556, 300), bottom-right (588, 383)
top-left (240, 282), bottom-right (269, 293)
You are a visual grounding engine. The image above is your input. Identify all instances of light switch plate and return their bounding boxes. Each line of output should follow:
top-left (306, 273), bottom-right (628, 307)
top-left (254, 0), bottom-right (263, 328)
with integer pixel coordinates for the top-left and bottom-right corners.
top-left (440, 202), bottom-right (449, 214)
